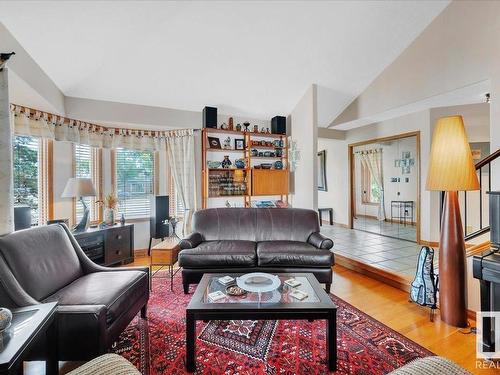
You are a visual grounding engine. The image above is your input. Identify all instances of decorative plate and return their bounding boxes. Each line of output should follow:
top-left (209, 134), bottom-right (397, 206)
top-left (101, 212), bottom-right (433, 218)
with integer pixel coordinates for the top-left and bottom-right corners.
top-left (226, 285), bottom-right (247, 296)
top-left (236, 272), bottom-right (281, 293)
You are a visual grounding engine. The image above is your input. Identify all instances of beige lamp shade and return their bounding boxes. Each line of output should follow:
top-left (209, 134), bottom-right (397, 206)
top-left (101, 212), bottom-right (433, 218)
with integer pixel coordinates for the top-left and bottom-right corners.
top-left (426, 115), bottom-right (479, 191)
top-left (61, 177), bottom-right (97, 198)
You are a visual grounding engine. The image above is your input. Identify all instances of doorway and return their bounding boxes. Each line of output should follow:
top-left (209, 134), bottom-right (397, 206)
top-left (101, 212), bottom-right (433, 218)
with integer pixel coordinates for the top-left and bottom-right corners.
top-left (349, 132), bottom-right (420, 243)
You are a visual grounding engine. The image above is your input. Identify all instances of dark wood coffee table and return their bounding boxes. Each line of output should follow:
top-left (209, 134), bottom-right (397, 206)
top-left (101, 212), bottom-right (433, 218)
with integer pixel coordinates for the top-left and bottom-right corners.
top-left (0, 302), bottom-right (58, 375)
top-left (185, 273), bottom-right (337, 372)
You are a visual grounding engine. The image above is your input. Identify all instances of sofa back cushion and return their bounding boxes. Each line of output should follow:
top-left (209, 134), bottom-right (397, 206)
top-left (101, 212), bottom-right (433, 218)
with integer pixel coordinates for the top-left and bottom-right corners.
top-left (192, 208), bottom-right (319, 242)
top-left (0, 224), bottom-right (83, 301)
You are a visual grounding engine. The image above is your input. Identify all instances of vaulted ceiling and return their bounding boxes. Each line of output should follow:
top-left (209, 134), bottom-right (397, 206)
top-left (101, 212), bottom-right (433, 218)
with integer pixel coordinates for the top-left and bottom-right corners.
top-left (0, 1), bottom-right (449, 126)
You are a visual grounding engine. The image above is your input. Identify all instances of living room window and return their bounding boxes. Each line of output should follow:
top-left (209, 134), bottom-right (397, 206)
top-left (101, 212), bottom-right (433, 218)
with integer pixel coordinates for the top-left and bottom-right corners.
top-left (114, 148), bottom-right (154, 219)
top-left (74, 143), bottom-right (101, 223)
top-left (13, 135), bottom-right (52, 225)
top-left (361, 162), bottom-right (381, 204)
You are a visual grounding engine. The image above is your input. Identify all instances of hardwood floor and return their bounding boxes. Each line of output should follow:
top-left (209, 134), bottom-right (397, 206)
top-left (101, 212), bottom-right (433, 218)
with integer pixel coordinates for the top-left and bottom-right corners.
top-left (330, 265), bottom-right (496, 374)
top-left (26, 256), bottom-right (497, 374)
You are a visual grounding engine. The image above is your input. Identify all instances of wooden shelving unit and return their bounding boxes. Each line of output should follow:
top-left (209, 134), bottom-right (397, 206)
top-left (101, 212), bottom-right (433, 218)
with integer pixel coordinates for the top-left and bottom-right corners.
top-left (202, 128), bottom-right (289, 208)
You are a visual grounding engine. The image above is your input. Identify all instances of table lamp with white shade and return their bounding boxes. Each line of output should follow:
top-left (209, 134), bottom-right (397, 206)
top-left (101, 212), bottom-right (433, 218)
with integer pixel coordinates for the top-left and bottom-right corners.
top-left (62, 177), bottom-right (96, 232)
top-left (426, 115), bottom-right (479, 327)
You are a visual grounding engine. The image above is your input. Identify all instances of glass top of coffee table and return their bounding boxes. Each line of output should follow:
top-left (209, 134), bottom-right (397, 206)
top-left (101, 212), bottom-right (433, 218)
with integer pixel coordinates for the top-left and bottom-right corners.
top-left (187, 273), bottom-right (335, 311)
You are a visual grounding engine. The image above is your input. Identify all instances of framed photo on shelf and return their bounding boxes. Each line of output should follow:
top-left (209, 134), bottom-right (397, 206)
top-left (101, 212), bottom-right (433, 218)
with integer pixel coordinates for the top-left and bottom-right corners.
top-left (234, 138), bottom-right (245, 150)
top-left (208, 137), bottom-right (221, 149)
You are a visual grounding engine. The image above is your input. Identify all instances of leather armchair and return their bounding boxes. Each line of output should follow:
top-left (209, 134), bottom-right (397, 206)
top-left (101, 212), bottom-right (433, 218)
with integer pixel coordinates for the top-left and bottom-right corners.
top-left (179, 208), bottom-right (334, 294)
top-left (0, 224), bottom-right (149, 361)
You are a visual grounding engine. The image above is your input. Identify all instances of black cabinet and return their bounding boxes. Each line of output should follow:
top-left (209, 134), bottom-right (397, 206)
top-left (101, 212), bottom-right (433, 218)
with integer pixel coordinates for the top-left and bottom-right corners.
top-left (74, 224), bottom-right (134, 266)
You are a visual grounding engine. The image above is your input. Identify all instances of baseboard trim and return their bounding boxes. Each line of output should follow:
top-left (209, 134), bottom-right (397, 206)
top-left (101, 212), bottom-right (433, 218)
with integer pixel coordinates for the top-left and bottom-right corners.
top-left (418, 240), bottom-right (439, 247)
top-left (334, 253), bottom-right (412, 292)
top-left (321, 220), bottom-right (349, 228)
top-left (135, 249), bottom-right (148, 257)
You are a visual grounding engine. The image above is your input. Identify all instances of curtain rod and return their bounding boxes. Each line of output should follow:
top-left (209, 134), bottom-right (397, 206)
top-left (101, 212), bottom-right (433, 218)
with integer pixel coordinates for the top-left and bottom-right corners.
top-left (354, 148), bottom-right (382, 154)
top-left (10, 103), bottom-right (199, 135)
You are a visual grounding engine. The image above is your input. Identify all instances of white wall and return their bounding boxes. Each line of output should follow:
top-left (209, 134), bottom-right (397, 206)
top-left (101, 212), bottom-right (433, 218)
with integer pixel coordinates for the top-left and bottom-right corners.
top-left (319, 109), bottom-right (433, 239)
top-left (317, 138), bottom-right (348, 225)
top-left (331, 1), bottom-right (500, 190)
top-left (290, 85), bottom-right (318, 210)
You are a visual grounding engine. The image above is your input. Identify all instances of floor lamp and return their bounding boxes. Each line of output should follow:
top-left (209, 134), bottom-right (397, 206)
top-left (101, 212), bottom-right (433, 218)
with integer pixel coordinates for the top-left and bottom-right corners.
top-left (426, 115), bottom-right (479, 327)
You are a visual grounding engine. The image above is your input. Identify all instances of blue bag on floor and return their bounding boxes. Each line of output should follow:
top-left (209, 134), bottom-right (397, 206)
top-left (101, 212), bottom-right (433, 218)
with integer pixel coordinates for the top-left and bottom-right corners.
top-left (410, 246), bottom-right (438, 309)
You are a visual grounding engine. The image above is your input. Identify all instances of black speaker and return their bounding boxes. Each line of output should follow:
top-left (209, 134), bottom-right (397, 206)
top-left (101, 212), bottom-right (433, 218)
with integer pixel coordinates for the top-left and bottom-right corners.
top-left (489, 191), bottom-right (500, 248)
top-left (271, 116), bottom-right (286, 135)
top-left (203, 106), bottom-right (218, 129)
top-left (14, 205), bottom-right (31, 230)
top-left (150, 195), bottom-right (170, 239)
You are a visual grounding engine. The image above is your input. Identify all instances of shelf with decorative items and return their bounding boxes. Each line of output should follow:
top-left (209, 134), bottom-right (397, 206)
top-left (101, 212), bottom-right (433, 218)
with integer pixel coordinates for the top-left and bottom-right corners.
top-left (202, 122), bottom-right (289, 209)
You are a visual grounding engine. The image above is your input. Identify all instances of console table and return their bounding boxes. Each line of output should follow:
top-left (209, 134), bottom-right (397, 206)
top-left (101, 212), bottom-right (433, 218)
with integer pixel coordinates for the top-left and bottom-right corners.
top-left (390, 201), bottom-right (414, 226)
top-left (74, 224), bottom-right (134, 266)
top-left (318, 208), bottom-right (333, 226)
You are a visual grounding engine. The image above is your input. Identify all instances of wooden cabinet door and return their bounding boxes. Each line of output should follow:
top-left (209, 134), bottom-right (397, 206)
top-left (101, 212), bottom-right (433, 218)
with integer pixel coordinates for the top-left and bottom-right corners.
top-left (252, 169), bottom-right (288, 196)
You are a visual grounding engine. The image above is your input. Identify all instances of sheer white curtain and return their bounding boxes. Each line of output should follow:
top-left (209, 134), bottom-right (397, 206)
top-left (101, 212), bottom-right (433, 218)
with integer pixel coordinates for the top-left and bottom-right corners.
top-left (361, 150), bottom-right (385, 221)
top-left (166, 131), bottom-right (197, 235)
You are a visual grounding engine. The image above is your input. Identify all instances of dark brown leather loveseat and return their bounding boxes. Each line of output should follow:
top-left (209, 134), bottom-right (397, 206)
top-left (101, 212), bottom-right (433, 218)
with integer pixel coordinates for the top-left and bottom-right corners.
top-left (0, 223), bottom-right (149, 361)
top-left (179, 208), bottom-right (334, 293)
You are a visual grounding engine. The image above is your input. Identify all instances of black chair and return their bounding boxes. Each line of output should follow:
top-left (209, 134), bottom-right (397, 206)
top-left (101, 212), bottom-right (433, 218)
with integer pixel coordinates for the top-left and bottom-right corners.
top-left (0, 224), bottom-right (149, 361)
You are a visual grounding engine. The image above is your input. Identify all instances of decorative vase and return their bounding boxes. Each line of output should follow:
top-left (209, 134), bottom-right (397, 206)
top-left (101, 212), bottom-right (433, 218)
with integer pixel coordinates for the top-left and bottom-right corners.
top-left (104, 208), bottom-right (115, 226)
top-left (0, 308), bottom-right (12, 332)
top-left (120, 213), bottom-right (125, 226)
top-left (236, 123), bottom-right (242, 132)
top-left (235, 159), bottom-right (245, 169)
top-left (221, 156), bottom-right (232, 169)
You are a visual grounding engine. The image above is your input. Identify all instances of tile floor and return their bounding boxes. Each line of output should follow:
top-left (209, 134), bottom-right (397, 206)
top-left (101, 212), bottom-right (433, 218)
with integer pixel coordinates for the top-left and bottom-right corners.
top-left (353, 216), bottom-right (417, 242)
top-left (321, 224), bottom-right (438, 278)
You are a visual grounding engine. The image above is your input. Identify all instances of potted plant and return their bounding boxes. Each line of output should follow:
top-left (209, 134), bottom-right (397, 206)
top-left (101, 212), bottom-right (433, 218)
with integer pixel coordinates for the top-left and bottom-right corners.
top-left (102, 193), bottom-right (118, 226)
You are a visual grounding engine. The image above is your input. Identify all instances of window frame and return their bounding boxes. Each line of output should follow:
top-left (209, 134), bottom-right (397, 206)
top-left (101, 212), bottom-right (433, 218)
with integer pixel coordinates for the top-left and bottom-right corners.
top-left (13, 135), bottom-right (53, 226)
top-left (111, 148), bottom-right (157, 221)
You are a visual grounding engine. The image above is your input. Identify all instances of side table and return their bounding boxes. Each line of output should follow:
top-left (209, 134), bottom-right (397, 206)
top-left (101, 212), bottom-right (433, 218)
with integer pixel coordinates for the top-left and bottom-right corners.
top-left (150, 237), bottom-right (181, 291)
top-left (0, 302), bottom-right (58, 375)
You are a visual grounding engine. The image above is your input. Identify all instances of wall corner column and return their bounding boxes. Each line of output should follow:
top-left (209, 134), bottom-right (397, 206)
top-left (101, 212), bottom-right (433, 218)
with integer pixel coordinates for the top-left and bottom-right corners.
top-left (0, 67), bottom-right (14, 234)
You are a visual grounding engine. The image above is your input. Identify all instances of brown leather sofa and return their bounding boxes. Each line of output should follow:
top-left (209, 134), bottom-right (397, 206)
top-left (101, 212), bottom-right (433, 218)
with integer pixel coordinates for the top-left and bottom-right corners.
top-left (0, 224), bottom-right (149, 361)
top-left (179, 208), bottom-right (334, 293)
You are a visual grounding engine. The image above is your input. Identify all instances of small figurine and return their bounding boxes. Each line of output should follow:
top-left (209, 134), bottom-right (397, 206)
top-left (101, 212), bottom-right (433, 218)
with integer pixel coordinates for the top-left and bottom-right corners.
top-left (236, 123), bottom-right (242, 132)
top-left (120, 213), bottom-right (125, 226)
top-left (228, 117), bottom-right (234, 131)
top-left (266, 128), bottom-right (271, 134)
top-left (253, 125), bottom-right (259, 133)
top-left (223, 136), bottom-right (231, 149)
top-left (243, 122), bottom-right (250, 132)
top-left (220, 122), bottom-right (228, 130)
top-left (260, 127), bottom-right (266, 133)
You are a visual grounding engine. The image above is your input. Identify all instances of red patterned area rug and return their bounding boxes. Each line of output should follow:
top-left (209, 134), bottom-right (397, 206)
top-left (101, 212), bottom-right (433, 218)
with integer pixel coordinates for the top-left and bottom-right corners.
top-left (114, 273), bottom-right (433, 374)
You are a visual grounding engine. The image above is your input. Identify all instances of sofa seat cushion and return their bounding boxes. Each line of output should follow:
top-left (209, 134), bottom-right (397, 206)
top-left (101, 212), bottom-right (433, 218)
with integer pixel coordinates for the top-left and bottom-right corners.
top-left (178, 240), bottom-right (257, 268)
top-left (43, 270), bottom-right (148, 325)
top-left (257, 241), bottom-right (333, 268)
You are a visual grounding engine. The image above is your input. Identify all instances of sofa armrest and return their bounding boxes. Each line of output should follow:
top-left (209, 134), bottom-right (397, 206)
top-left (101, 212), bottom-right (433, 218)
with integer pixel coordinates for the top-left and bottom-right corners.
top-left (308, 232), bottom-right (334, 250)
top-left (179, 232), bottom-right (203, 249)
top-left (56, 304), bottom-right (108, 358)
